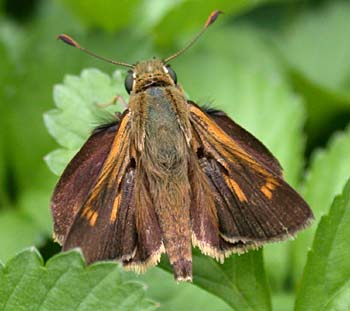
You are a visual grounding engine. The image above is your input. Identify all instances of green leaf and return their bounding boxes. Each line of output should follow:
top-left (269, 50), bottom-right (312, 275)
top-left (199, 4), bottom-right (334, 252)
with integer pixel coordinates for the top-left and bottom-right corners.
top-left (271, 293), bottom-right (294, 311)
top-left (0, 248), bottom-right (158, 311)
top-left (152, 0), bottom-right (275, 47)
top-left (295, 179), bottom-right (350, 311)
top-left (44, 69), bottom-right (126, 175)
top-left (293, 126), bottom-right (350, 282)
top-left (19, 189), bottom-right (53, 235)
top-left (303, 126), bottom-right (350, 222)
top-left (0, 187), bottom-right (53, 262)
top-left (0, 19), bottom-right (26, 207)
top-left (159, 249), bottom-right (271, 311)
top-left (0, 211), bottom-right (43, 262)
top-left (276, 1), bottom-right (350, 138)
top-left (279, 1), bottom-right (350, 96)
top-left (44, 149), bottom-right (78, 176)
top-left (58, 0), bottom-right (142, 32)
top-left (136, 268), bottom-right (231, 311)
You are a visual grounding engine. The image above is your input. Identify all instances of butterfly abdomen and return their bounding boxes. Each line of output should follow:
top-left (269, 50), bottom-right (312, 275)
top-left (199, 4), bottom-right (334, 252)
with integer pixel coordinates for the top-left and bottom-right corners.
top-left (131, 86), bottom-right (193, 281)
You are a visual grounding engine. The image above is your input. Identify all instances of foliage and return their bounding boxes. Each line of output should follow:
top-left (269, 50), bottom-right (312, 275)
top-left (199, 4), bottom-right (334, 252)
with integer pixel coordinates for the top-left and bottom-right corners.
top-left (1, 0), bottom-right (350, 310)
top-left (295, 179), bottom-right (350, 311)
top-left (0, 248), bottom-right (157, 311)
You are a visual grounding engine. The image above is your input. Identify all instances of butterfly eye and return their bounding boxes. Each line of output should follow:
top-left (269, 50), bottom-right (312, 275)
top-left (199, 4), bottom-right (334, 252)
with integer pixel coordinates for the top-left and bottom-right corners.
top-left (166, 65), bottom-right (177, 84)
top-left (124, 71), bottom-right (134, 94)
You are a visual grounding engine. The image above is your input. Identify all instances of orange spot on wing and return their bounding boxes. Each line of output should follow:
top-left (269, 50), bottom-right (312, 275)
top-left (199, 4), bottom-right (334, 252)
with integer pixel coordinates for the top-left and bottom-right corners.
top-left (110, 192), bottom-right (122, 223)
top-left (82, 207), bottom-right (98, 226)
top-left (266, 177), bottom-right (279, 190)
top-left (261, 177), bottom-right (279, 199)
top-left (89, 212), bottom-right (98, 226)
top-left (261, 186), bottom-right (272, 199)
top-left (224, 175), bottom-right (247, 202)
top-left (266, 182), bottom-right (275, 191)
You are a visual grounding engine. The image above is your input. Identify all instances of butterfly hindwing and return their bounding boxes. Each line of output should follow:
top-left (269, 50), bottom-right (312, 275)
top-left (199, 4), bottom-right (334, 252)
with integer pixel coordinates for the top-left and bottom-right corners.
top-left (188, 102), bottom-right (313, 258)
top-left (122, 168), bottom-right (165, 273)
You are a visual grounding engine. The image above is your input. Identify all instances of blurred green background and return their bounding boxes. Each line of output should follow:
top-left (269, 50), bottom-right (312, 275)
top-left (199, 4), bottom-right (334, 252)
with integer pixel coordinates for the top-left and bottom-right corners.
top-left (1, 0), bottom-right (350, 310)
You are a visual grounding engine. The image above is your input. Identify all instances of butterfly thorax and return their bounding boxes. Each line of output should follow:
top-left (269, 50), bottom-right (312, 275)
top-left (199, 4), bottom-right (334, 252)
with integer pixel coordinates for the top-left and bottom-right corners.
top-left (127, 59), bottom-right (192, 182)
top-left (128, 59), bottom-right (192, 153)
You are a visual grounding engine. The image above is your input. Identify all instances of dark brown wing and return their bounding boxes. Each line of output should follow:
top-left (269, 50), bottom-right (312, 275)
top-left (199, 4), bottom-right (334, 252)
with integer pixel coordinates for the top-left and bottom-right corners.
top-left (52, 112), bottom-right (136, 262)
top-left (51, 111), bottom-right (164, 267)
top-left (202, 104), bottom-right (282, 177)
top-left (51, 117), bottom-right (122, 244)
top-left (122, 168), bottom-right (164, 274)
top-left (188, 103), bottom-right (313, 259)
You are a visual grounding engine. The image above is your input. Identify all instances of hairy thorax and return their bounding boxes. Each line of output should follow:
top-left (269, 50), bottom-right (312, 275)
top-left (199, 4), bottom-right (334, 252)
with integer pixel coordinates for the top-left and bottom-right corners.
top-left (130, 86), bottom-right (190, 176)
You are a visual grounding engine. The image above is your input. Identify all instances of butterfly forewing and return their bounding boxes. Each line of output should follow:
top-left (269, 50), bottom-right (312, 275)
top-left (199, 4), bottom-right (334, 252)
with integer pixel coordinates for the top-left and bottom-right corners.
top-left (203, 105), bottom-right (283, 177)
top-left (188, 103), bottom-right (313, 256)
top-left (51, 118), bottom-right (121, 243)
top-left (52, 112), bottom-right (137, 261)
top-left (52, 110), bottom-right (165, 270)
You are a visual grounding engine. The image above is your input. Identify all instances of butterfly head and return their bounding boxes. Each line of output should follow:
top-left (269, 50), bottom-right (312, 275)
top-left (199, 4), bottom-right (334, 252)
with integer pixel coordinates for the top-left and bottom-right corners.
top-left (124, 59), bottom-right (177, 94)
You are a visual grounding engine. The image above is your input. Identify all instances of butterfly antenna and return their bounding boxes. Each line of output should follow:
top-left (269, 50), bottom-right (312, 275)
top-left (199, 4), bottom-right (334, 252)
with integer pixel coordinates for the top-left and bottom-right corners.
top-left (57, 34), bottom-right (134, 69)
top-left (164, 10), bottom-right (222, 63)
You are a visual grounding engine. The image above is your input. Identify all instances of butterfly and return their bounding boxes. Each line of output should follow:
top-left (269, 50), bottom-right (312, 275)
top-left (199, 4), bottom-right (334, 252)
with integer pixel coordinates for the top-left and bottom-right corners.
top-left (52, 11), bottom-right (313, 282)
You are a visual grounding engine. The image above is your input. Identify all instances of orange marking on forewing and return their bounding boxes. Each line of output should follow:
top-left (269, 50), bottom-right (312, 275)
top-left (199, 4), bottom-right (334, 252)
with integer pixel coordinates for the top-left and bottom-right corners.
top-left (110, 192), bottom-right (122, 223)
top-left (190, 106), bottom-right (247, 153)
top-left (189, 106), bottom-right (271, 177)
top-left (84, 113), bottom-right (130, 208)
top-left (261, 177), bottom-right (279, 199)
top-left (224, 175), bottom-right (247, 202)
top-left (261, 186), bottom-right (272, 199)
top-left (266, 177), bottom-right (279, 190)
top-left (82, 206), bottom-right (98, 226)
top-left (93, 114), bottom-right (130, 190)
top-left (190, 105), bottom-right (286, 203)
top-left (74, 113), bottom-right (131, 229)
top-left (89, 212), bottom-right (98, 226)
top-left (81, 206), bottom-right (90, 216)
top-left (266, 182), bottom-right (275, 191)
top-left (263, 177), bottom-right (280, 198)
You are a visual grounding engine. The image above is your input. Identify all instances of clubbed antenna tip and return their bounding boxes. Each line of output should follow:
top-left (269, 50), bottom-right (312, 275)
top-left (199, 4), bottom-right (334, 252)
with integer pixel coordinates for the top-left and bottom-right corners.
top-left (164, 10), bottom-right (223, 63)
top-left (57, 34), bottom-right (80, 48)
top-left (205, 10), bottom-right (223, 28)
top-left (57, 33), bottom-right (134, 68)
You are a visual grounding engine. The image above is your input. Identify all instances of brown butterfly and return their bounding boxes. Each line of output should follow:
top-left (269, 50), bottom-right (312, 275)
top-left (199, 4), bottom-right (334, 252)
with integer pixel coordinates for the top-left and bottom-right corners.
top-left (52, 11), bottom-right (313, 282)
